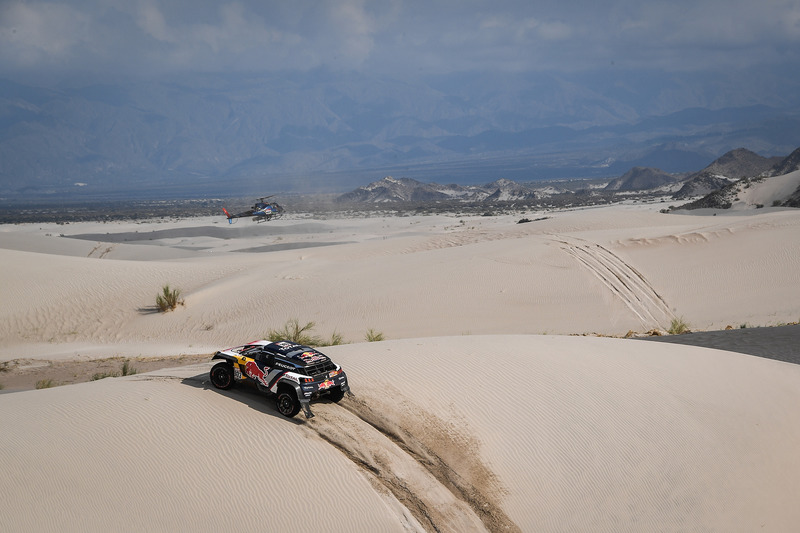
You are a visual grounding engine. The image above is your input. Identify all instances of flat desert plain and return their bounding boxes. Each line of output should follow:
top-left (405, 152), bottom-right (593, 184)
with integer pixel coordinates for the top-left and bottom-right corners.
top-left (2, 203), bottom-right (800, 532)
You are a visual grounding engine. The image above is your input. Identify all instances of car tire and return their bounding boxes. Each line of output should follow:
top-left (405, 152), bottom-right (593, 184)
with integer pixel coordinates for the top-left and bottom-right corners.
top-left (327, 387), bottom-right (345, 403)
top-left (276, 387), bottom-right (301, 418)
top-left (210, 362), bottom-right (235, 390)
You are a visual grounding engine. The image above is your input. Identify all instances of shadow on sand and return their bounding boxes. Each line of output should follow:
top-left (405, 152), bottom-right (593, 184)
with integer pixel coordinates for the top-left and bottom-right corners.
top-left (634, 323), bottom-right (800, 365)
top-left (180, 371), bottom-right (307, 424)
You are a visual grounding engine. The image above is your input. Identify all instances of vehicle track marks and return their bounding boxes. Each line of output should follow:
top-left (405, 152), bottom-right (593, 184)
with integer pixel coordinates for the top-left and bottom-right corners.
top-left (88, 242), bottom-right (116, 258)
top-left (552, 235), bottom-right (675, 330)
top-left (307, 394), bottom-right (520, 533)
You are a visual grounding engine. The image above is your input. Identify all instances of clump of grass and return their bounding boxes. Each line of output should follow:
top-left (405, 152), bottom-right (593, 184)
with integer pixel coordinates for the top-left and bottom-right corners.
top-left (35, 379), bottom-right (55, 389)
top-left (155, 284), bottom-right (183, 312)
top-left (365, 328), bottom-right (385, 342)
top-left (668, 317), bottom-right (691, 335)
top-left (327, 331), bottom-right (346, 346)
top-left (121, 360), bottom-right (137, 376)
top-left (92, 360), bottom-right (137, 381)
top-left (267, 319), bottom-right (324, 346)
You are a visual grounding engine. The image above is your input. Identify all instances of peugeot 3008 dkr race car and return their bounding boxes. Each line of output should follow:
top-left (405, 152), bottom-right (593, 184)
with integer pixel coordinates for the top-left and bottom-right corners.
top-left (209, 340), bottom-right (349, 418)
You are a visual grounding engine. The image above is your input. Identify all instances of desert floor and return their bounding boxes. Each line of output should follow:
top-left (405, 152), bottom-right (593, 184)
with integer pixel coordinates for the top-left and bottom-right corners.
top-left (2, 202), bottom-right (800, 532)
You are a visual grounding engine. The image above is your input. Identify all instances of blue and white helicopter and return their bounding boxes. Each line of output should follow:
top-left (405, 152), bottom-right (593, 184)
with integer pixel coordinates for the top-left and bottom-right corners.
top-left (222, 195), bottom-right (285, 224)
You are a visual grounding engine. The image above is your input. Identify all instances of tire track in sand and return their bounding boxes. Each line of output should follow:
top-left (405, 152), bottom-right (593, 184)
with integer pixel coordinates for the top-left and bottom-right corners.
top-left (552, 235), bottom-right (675, 330)
top-left (307, 395), bottom-right (520, 533)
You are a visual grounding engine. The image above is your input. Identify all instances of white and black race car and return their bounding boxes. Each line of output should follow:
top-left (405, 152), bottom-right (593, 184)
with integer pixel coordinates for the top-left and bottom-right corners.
top-left (209, 340), bottom-right (350, 418)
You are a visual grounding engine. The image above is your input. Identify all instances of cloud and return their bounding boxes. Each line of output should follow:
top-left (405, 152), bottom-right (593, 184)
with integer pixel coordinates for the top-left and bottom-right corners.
top-left (136, 0), bottom-right (171, 43)
top-left (329, 0), bottom-right (376, 65)
top-left (0, 0), bottom-right (798, 81)
top-left (0, 2), bottom-right (92, 67)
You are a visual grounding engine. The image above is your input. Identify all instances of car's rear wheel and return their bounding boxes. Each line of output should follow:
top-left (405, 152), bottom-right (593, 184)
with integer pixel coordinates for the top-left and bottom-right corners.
top-left (210, 362), bottom-right (234, 390)
top-left (327, 387), bottom-right (345, 403)
top-left (276, 387), bottom-right (301, 418)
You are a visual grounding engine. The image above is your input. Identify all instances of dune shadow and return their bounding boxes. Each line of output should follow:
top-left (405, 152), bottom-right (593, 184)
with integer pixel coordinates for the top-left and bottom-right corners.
top-left (634, 323), bottom-right (800, 365)
top-left (180, 371), bottom-right (305, 424)
top-left (235, 241), bottom-right (354, 253)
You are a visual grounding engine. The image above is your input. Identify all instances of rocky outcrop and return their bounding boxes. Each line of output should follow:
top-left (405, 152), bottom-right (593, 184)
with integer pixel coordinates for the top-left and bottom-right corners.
top-left (604, 167), bottom-right (677, 191)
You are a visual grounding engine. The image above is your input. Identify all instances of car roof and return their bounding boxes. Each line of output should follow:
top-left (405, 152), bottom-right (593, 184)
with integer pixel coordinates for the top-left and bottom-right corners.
top-left (263, 341), bottom-right (332, 362)
top-left (264, 341), bottom-right (312, 355)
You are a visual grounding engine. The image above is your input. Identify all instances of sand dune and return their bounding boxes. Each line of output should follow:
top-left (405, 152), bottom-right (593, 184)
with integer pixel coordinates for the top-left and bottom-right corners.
top-left (2, 205), bottom-right (798, 360)
top-left (2, 203), bottom-right (800, 531)
top-left (735, 169), bottom-right (800, 209)
top-left (3, 336), bottom-right (800, 531)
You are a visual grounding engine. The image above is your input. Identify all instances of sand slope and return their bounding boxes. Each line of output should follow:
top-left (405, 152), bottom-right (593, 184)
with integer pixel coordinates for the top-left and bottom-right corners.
top-left (3, 335), bottom-right (800, 531)
top-left (2, 205), bottom-right (799, 362)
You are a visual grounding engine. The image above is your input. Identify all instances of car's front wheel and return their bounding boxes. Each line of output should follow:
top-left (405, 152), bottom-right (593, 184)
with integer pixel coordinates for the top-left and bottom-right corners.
top-left (327, 387), bottom-right (345, 403)
top-left (276, 387), bottom-right (301, 418)
top-left (210, 362), bottom-right (234, 390)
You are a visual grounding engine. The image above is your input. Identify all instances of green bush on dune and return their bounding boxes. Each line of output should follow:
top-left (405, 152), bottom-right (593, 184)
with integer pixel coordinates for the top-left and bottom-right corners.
top-left (267, 319), bottom-right (324, 346)
top-left (365, 328), bottom-right (385, 342)
top-left (156, 284), bottom-right (183, 312)
top-left (327, 331), bottom-right (346, 346)
top-left (267, 319), bottom-right (387, 346)
top-left (668, 317), bottom-right (691, 335)
top-left (121, 360), bottom-right (138, 376)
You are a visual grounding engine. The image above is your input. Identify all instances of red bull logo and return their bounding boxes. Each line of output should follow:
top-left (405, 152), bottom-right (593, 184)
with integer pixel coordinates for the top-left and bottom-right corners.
top-left (318, 380), bottom-right (334, 390)
top-left (245, 361), bottom-right (267, 385)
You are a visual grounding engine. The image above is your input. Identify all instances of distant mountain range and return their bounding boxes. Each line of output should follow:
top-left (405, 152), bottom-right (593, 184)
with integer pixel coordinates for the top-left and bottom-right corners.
top-left (337, 146), bottom-right (800, 210)
top-left (3, 70), bottom-right (800, 200)
top-left (336, 177), bottom-right (547, 204)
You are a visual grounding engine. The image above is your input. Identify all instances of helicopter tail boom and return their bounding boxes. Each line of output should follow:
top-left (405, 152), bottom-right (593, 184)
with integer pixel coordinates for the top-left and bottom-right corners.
top-left (222, 207), bottom-right (237, 224)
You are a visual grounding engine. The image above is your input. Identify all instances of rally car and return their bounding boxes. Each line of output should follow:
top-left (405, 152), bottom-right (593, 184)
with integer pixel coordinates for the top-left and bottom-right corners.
top-left (209, 340), bottom-right (350, 418)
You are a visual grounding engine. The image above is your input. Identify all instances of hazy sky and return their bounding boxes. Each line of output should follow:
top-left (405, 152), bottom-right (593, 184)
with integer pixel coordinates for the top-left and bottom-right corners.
top-left (2, 0), bottom-right (799, 83)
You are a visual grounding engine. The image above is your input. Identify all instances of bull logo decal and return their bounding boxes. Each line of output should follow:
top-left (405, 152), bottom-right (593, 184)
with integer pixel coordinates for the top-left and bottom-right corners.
top-left (244, 360), bottom-right (268, 385)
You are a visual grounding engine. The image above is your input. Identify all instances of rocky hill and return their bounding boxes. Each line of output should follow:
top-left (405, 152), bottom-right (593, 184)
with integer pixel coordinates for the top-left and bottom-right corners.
top-left (677, 148), bottom-right (800, 210)
top-left (335, 177), bottom-right (449, 203)
top-left (336, 177), bottom-right (541, 204)
top-left (672, 172), bottom-right (734, 199)
top-left (672, 148), bottom-right (781, 199)
top-left (703, 148), bottom-right (783, 179)
top-left (769, 146), bottom-right (800, 176)
top-left (604, 167), bottom-right (679, 191)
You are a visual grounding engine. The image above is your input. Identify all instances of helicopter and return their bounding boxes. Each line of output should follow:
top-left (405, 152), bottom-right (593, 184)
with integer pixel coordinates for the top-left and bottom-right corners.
top-left (222, 195), bottom-right (285, 223)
